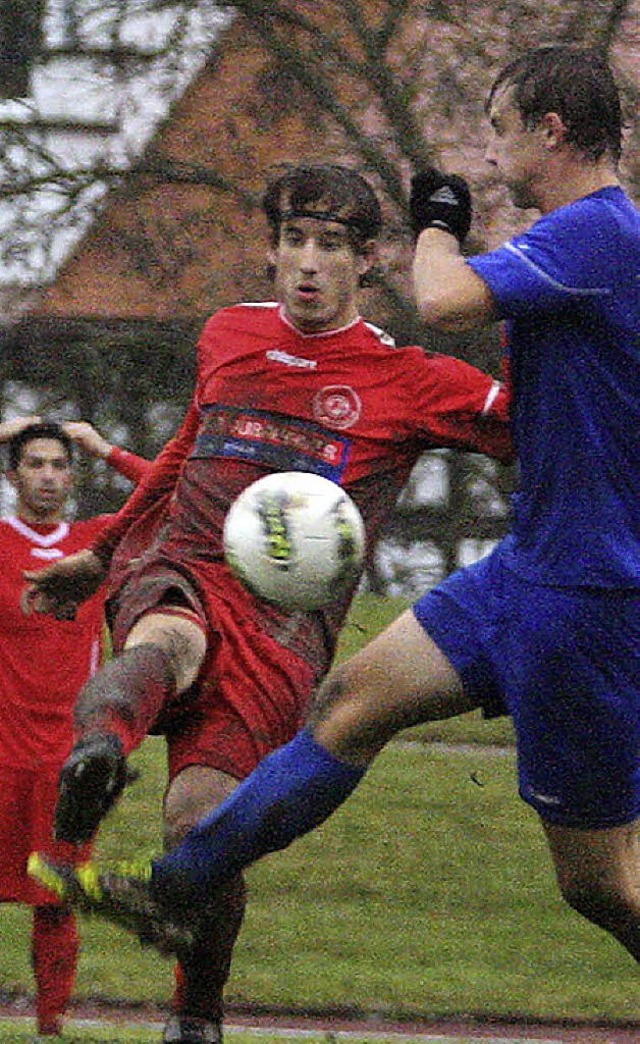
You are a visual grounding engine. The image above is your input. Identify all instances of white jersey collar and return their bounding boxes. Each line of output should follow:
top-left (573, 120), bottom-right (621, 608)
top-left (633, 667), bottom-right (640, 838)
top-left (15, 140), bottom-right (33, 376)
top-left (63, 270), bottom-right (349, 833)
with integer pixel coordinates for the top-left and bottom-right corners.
top-left (6, 516), bottom-right (70, 547)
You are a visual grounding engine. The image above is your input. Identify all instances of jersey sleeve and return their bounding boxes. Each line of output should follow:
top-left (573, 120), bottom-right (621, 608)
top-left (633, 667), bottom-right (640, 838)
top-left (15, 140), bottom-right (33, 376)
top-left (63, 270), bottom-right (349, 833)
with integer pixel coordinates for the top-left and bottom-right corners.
top-left (91, 399), bottom-right (200, 564)
top-left (467, 199), bottom-right (615, 319)
top-left (106, 447), bottom-right (152, 483)
top-left (410, 352), bottom-right (513, 463)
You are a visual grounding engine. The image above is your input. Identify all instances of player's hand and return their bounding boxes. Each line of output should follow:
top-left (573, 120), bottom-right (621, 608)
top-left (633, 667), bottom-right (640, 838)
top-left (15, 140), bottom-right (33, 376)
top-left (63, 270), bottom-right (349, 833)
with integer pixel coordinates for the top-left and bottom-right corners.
top-left (62, 421), bottom-right (113, 460)
top-left (409, 168), bottom-right (472, 244)
top-left (22, 550), bottom-right (106, 620)
top-left (0, 415), bottom-right (43, 443)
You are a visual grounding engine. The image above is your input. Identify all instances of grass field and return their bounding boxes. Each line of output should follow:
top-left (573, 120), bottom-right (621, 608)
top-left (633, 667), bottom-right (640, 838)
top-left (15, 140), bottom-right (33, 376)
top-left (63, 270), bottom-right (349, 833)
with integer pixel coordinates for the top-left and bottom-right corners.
top-left (1, 595), bottom-right (638, 1033)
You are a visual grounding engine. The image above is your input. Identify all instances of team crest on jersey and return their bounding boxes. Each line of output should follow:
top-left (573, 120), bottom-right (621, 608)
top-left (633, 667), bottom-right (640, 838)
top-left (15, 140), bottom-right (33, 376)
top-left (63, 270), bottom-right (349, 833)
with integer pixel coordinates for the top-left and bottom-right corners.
top-left (313, 386), bottom-right (361, 430)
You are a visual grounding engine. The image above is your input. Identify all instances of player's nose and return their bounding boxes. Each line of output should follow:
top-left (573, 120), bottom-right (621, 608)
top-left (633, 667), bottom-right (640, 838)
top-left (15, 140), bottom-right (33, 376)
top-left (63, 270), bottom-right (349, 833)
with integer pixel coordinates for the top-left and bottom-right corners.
top-left (484, 140), bottom-right (497, 166)
top-left (298, 240), bottom-right (320, 271)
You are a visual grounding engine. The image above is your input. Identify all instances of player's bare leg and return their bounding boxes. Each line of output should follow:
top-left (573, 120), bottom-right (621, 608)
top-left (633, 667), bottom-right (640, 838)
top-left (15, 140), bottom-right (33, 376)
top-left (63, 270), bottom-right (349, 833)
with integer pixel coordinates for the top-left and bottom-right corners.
top-left (308, 608), bottom-right (475, 762)
top-left (162, 765), bottom-right (245, 1044)
top-left (31, 611), bottom-right (476, 957)
top-left (55, 610), bottom-right (206, 843)
top-left (542, 818), bottom-right (640, 961)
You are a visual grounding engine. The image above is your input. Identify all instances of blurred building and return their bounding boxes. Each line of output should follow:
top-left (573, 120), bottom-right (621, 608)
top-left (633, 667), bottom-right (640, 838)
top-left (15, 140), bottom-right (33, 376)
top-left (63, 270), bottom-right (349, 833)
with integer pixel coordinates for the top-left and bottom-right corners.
top-left (0, 1), bottom-right (551, 589)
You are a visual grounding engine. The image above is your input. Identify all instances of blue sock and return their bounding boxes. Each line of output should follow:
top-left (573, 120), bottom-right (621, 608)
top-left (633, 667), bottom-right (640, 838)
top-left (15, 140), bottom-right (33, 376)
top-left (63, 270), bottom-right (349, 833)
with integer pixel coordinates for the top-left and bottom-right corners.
top-left (153, 728), bottom-right (366, 894)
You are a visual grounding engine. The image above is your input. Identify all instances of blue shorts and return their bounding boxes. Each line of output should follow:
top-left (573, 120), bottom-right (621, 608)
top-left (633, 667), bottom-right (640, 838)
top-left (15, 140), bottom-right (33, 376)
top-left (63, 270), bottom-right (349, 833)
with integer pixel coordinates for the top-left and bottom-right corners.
top-left (413, 547), bottom-right (640, 829)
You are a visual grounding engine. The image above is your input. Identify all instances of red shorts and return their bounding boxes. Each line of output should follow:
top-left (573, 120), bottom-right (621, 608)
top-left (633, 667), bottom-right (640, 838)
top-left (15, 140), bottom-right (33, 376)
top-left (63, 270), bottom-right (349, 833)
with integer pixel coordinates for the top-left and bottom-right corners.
top-left (0, 765), bottom-right (92, 905)
top-left (109, 557), bottom-right (328, 781)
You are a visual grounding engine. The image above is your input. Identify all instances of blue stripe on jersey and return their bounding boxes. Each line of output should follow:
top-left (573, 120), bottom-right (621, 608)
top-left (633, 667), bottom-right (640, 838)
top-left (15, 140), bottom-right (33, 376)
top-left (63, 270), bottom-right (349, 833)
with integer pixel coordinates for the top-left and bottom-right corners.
top-left (192, 404), bottom-right (351, 481)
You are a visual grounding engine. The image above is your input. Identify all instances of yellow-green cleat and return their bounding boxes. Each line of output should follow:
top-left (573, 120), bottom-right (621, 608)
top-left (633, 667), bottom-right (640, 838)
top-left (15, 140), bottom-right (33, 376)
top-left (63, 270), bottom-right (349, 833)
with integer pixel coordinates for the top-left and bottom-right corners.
top-left (28, 852), bottom-right (194, 955)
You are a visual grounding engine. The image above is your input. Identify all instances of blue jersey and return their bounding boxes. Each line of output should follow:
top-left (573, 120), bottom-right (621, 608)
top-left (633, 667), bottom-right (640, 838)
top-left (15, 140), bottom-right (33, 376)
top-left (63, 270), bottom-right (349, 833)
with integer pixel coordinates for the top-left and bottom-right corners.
top-left (468, 186), bottom-right (640, 587)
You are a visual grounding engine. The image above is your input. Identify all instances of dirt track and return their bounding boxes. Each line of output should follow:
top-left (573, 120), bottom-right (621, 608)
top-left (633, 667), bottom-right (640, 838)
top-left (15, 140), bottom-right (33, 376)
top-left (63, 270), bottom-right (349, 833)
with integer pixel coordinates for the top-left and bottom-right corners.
top-left (2, 996), bottom-right (639, 1043)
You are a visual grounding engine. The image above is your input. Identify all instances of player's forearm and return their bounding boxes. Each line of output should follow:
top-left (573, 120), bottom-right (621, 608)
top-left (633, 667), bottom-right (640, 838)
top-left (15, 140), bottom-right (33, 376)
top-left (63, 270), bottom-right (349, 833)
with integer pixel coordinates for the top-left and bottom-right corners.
top-left (91, 400), bottom-right (199, 565)
top-left (106, 446), bottom-right (152, 484)
top-left (413, 229), bottom-right (496, 331)
top-left (0, 415), bottom-right (42, 442)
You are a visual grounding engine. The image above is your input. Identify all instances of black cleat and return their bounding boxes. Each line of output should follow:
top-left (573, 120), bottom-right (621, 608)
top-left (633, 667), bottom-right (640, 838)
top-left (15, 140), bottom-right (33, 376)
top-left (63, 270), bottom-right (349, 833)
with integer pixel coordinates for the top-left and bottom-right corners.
top-left (54, 733), bottom-right (136, 843)
top-left (162, 1015), bottom-right (223, 1043)
top-left (27, 853), bottom-right (195, 956)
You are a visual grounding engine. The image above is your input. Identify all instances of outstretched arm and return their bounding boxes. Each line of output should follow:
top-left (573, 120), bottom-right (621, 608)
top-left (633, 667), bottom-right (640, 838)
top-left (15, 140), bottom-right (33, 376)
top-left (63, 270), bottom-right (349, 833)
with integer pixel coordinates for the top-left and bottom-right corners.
top-left (62, 421), bottom-right (151, 483)
top-left (23, 549), bottom-right (106, 619)
top-left (88, 399), bottom-right (200, 568)
top-left (23, 403), bottom-right (199, 618)
top-left (0, 415), bottom-right (42, 443)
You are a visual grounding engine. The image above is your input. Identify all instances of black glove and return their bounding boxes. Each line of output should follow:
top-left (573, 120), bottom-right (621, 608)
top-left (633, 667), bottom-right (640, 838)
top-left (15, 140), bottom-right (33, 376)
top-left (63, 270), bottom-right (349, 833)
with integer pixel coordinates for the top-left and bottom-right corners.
top-left (409, 168), bottom-right (472, 244)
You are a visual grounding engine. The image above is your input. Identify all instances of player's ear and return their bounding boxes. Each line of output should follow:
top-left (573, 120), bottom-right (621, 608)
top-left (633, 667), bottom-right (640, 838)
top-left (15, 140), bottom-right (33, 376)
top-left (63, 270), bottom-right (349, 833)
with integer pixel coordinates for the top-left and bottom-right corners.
top-left (63, 468), bottom-right (75, 495)
top-left (356, 239), bottom-right (378, 280)
top-left (265, 246), bottom-right (277, 283)
top-left (540, 111), bottom-right (567, 150)
top-left (5, 468), bottom-right (17, 491)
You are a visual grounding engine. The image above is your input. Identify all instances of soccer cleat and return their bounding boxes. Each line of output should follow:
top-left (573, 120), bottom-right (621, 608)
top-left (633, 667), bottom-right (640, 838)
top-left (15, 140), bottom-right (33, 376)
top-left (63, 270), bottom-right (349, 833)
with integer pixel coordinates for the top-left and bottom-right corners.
top-left (54, 732), bottom-right (137, 843)
top-left (162, 1015), bottom-right (223, 1043)
top-left (27, 853), bottom-right (195, 956)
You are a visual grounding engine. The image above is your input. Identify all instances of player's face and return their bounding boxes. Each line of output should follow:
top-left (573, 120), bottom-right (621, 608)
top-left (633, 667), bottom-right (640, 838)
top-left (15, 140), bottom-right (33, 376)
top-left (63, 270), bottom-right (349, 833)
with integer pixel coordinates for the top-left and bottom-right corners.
top-left (269, 217), bottom-right (371, 334)
top-left (485, 85), bottom-right (547, 210)
top-left (8, 438), bottom-right (73, 523)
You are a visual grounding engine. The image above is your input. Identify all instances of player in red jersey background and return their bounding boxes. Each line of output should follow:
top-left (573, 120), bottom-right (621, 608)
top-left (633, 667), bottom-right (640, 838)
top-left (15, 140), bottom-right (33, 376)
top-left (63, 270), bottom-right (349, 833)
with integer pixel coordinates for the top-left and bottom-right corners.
top-left (25, 164), bottom-right (512, 1044)
top-left (0, 416), bottom-right (149, 1037)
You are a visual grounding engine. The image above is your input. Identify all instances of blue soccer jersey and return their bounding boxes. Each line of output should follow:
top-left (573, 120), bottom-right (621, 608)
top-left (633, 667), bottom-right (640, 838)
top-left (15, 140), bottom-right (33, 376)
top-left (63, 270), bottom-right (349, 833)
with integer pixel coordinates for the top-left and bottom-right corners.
top-left (468, 186), bottom-right (640, 587)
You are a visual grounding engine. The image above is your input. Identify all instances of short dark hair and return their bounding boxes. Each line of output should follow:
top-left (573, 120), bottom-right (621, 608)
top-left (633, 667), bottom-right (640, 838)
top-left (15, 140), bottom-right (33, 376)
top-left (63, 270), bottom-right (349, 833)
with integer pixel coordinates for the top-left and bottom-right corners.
top-left (262, 162), bottom-right (383, 252)
top-left (7, 422), bottom-right (74, 471)
top-left (488, 45), bottom-right (622, 163)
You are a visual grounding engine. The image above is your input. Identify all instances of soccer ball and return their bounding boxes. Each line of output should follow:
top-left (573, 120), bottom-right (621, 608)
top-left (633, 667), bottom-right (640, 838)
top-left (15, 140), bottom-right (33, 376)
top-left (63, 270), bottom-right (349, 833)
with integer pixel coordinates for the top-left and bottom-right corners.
top-left (223, 471), bottom-right (366, 611)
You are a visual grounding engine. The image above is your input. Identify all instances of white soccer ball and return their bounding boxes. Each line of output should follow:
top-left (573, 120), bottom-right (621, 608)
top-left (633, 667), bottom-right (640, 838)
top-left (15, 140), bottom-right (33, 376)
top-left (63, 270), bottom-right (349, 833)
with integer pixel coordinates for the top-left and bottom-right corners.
top-left (223, 471), bottom-right (366, 611)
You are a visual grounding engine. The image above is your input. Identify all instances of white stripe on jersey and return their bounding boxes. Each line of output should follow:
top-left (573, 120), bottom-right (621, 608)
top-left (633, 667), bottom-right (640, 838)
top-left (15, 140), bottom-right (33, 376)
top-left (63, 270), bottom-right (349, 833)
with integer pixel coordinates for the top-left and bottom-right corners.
top-left (5, 516), bottom-right (70, 547)
top-left (236, 302), bottom-right (396, 346)
top-left (482, 380), bottom-right (502, 415)
top-left (505, 243), bottom-right (611, 296)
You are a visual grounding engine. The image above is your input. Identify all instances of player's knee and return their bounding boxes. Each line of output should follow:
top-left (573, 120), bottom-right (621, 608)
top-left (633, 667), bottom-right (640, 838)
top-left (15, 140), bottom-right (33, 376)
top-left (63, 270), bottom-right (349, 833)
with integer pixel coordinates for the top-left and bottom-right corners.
top-left (163, 766), bottom-right (238, 850)
top-left (307, 665), bottom-right (353, 726)
top-left (126, 613), bottom-right (207, 692)
top-left (558, 869), bottom-right (634, 933)
top-left (163, 812), bottom-right (189, 851)
top-left (163, 793), bottom-right (200, 850)
top-left (307, 660), bottom-right (393, 762)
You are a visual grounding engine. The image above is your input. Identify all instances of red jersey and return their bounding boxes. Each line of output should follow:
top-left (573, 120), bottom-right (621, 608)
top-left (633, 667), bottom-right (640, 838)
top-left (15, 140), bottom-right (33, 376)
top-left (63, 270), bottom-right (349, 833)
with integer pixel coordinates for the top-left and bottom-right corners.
top-left (0, 516), bottom-right (110, 768)
top-left (95, 303), bottom-right (512, 574)
top-left (86, 307), bottom-right (512, 776)
top-left (0, 448), bottom-right (151, 769)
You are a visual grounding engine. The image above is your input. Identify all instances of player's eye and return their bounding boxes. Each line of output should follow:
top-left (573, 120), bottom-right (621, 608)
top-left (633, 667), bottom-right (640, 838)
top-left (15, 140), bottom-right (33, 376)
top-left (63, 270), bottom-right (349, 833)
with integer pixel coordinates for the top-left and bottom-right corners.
top-left (282, 227), bottom-right (304, 246)
top-left (319, 234), bottom-right (345, 251)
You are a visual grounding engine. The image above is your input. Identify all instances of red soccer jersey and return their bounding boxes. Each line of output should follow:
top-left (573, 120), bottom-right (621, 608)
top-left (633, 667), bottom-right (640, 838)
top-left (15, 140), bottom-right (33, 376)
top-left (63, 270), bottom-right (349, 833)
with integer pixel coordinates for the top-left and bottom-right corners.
top-left (94, 303), bottom-right (512, 567)
top-left (0, 516), bottom-right (114, 768)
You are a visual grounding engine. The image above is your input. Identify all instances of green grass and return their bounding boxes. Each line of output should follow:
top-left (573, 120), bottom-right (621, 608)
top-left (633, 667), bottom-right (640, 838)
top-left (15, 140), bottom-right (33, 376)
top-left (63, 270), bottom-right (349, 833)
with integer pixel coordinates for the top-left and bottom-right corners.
top-left (1, 595), bottom-right (637, 1028)
top-left (0, 1022), bottom-right (156, 1043)
top-left (3, 744), bottom-right (638, 1024)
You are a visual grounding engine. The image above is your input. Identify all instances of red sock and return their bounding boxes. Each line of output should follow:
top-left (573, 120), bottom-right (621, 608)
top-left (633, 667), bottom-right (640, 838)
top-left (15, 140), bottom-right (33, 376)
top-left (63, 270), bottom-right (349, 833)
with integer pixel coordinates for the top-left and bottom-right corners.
top-left (32, 906), bottom-right (79, 1035)
top-left (172, 875), bottom-right (247, 1023)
